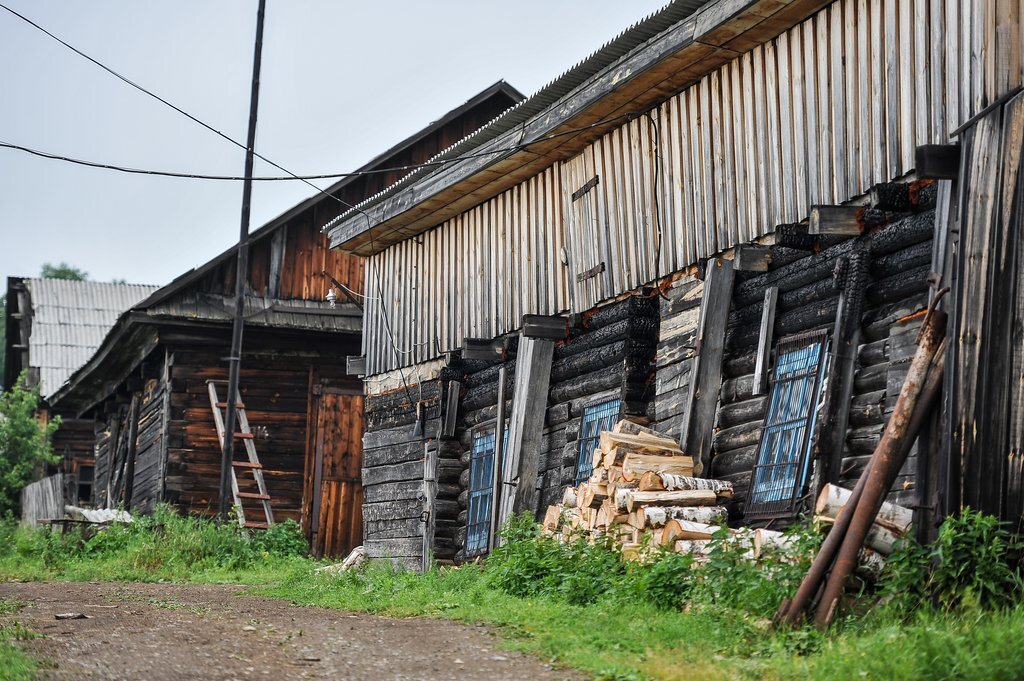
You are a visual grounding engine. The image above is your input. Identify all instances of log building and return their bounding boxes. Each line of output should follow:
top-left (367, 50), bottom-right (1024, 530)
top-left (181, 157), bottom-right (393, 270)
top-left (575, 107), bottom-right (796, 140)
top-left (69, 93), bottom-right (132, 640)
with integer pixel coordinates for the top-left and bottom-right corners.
top-left (37, 81), bottom-right (525, 557)
top-left (327, 0), bottom-right (1024, 568)
top-left (4, 277), bottom-right (158, 506)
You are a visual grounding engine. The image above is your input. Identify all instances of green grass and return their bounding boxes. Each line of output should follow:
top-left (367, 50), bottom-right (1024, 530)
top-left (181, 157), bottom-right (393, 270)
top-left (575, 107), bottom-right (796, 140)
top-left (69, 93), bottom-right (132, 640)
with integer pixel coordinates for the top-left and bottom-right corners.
top-left (0, 509), bottom-right (1021, 681)
top-left (0, 506), bottom-right (312, 584)
top-left (0, 600), bottom-right (37, 681)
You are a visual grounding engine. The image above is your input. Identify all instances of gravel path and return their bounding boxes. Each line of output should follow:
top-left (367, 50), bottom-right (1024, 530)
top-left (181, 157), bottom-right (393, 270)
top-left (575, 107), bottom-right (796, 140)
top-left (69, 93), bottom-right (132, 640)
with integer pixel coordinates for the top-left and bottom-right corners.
top-left (0, 581), bottom-right (578, 681)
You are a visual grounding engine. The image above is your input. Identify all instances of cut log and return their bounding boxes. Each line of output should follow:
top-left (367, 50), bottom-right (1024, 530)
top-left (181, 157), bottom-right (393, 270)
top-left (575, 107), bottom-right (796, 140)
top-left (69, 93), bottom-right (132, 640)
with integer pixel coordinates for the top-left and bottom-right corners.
top-left (638, 470), bottom-right (667, 491)
top-left (612, 420), bottom-right (669, 438)
top-left (561, 486), bottom-right (578, 507)
top-left (673, 539), bottom-right (713, 560)
top-left (752, 528), bottom-right (795, 557)
top-left (660, 519), bottom-right (721, 545)
top-left (634, 505), bottom-right (729, 528)
top-left (543, 505), bottom-right (562, 533)
top-left (815, 483), bottom-right (913, 535)
top-left (621, 454), bottom-right (694, 482)
top-left (814, 515), bottom-right (902, 555)
top-left (658, 473), bottom-right (734, 497)
top-left (624, 490), bottom-right (717, 513)
top-left (599, 431), bottom-right (682, 456)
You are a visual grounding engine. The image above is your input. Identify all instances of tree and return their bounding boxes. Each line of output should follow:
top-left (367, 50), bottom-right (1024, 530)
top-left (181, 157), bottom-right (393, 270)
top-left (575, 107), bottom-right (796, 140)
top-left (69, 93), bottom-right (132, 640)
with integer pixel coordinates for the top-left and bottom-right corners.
top-left (0, 372), bottom-right (59, 517)
top-left (40, 262), bottom-right (88, 281)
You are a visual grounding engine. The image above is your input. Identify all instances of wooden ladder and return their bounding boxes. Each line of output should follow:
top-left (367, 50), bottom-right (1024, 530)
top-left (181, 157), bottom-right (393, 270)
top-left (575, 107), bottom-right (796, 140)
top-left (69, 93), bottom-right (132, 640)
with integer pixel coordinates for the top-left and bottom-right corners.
top-left (207, 381), bottom-right (275, 529)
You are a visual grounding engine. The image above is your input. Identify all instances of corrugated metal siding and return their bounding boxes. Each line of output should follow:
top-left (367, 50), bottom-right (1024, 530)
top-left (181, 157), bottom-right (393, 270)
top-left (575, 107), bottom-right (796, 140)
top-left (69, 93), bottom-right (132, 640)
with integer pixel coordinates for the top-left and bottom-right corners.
top-left (363, 0), bottom-right (1023, 377)
top-left (25, 279), bottom-right (158, 398)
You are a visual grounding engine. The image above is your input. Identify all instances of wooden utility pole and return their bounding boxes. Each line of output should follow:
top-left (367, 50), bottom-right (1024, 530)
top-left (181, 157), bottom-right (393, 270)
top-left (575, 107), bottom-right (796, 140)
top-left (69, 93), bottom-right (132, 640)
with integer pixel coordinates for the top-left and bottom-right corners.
top-left (220, 0), bottom-right (267, 521)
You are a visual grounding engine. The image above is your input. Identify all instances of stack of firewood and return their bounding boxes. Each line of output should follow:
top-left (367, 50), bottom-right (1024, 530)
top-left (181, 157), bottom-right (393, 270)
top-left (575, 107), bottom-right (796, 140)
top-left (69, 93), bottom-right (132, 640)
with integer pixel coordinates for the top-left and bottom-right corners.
top-left (542, 420), bottom-right (791, 561)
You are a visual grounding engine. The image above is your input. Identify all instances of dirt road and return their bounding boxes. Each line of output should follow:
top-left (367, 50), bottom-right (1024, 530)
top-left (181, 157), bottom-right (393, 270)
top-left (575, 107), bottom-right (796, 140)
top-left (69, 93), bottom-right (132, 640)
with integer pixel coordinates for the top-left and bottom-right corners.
top-left (0, 582), bottom-right (577, 680)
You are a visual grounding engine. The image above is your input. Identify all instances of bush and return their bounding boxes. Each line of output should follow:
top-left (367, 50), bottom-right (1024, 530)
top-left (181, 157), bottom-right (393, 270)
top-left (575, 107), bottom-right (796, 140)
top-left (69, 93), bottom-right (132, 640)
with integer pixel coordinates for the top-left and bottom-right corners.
top-left (880, 508), bottom-right (1022, 613)
top-left (0, 373), bottom-right (60, 517)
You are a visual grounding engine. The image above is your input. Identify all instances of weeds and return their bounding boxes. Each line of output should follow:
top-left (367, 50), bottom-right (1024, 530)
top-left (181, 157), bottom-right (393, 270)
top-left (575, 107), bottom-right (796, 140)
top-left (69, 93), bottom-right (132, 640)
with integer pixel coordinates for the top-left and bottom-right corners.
top-left (0, 504), bottom-right (311, 583)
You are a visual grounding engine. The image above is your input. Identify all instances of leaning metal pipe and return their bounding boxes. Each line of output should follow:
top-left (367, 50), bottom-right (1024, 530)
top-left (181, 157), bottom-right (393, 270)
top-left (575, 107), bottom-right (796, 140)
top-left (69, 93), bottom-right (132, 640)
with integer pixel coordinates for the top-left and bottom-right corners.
top-left (813, 310), bottom-right (947, 628)
top-left (778, 464), bottom-right (871, 626)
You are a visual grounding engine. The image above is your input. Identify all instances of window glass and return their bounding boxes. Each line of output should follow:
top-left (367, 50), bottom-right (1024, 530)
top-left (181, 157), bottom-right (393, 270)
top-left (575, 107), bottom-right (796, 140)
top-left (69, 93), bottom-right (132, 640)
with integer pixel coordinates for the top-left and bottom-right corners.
top-left (574, 399), bottom-right (622, 484)
top-left (746, 332), bottom-right (828, 519)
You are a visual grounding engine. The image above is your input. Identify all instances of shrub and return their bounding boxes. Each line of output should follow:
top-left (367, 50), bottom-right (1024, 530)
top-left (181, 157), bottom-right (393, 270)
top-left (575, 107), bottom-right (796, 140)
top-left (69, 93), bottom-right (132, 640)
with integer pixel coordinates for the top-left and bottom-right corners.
top-left (880, 508), bottom-right (1022, 613)
top-left (0, 373), bottom-right (60, 517)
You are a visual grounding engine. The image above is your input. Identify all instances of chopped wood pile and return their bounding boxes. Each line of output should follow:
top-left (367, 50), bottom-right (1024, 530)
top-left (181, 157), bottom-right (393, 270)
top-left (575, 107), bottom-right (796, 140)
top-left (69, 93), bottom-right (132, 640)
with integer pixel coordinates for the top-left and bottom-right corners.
top-left (541, 420), bottom-right (791, 561)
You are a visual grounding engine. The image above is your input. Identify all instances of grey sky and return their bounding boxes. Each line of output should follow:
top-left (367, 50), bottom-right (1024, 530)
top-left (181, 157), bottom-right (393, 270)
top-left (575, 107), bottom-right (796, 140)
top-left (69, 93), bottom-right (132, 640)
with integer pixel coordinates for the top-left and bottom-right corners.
top-left (0, 1), bottom-right (667, 288)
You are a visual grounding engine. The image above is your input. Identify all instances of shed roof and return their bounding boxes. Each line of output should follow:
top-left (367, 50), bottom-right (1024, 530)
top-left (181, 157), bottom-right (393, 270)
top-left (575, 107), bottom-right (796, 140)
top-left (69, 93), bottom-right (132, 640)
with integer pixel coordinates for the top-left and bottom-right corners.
top-left (327, 0), bottom-right (830, 255)
top-left (20, 278), bottom-right (158, 399)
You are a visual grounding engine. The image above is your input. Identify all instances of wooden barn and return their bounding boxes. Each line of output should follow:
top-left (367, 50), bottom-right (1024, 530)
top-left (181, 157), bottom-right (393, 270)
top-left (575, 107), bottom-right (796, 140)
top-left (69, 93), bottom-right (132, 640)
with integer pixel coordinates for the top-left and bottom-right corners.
top-left (46, 81), bottom-right (525, 557)
top-left (4, 277), bottom-right (158, 507)
top-left (326, 0), bottom-right (1024, 569)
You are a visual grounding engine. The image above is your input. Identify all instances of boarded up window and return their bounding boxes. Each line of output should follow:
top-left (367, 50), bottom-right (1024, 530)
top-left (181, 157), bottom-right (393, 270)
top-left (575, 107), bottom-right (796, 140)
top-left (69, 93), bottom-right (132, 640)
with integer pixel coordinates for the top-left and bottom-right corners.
top-left (564, 149), bottom-right (612, 311)
top-left (746, 331), bottom-right (828, 519)
top-left (574, 399), bottom-right (622, 484)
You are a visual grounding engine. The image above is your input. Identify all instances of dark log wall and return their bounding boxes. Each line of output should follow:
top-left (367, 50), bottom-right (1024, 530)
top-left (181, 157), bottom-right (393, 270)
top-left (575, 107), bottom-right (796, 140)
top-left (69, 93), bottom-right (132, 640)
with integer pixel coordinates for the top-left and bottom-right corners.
top-left (50, 416), bottom-right (98, 504)
top-left (650, 275), bottom-right (703, 438)
top-left (450, 294), bottom-right (659, 561)
top-left (164, 346), bottom-right (342, 521)
top-left (699, 184), bottom-right (938, 521)
top-left (129, 375), bottom-right (169, 513)
top-left (361, 379), bottom-right (443, 570)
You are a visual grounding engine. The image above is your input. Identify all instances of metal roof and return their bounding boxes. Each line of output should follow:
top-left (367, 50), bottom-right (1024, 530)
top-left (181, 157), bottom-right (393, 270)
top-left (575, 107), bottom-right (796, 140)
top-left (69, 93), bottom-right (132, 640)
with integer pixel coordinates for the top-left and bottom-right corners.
top-left (322, 0), bottom-right (710, 235)
top-left (23, 278), bottom-right (158, 399)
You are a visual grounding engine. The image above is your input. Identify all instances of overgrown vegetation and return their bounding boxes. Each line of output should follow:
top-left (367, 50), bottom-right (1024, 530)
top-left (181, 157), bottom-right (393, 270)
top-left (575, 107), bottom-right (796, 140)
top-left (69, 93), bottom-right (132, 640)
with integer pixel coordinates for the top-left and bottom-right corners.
top-left (0, 372), bottom-right (60, 517)
top-left (0, 505), bottom-right (310, 583)
top-left (0, 599), bottom-right (36, 681)
top-left (0, 507), bottom-right (1021, 680)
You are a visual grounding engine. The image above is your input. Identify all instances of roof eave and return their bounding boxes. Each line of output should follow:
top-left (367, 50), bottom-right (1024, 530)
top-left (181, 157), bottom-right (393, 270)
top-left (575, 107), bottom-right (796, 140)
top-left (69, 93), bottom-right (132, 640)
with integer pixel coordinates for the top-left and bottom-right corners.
top-left (329, 0), bottom-right (830, 256)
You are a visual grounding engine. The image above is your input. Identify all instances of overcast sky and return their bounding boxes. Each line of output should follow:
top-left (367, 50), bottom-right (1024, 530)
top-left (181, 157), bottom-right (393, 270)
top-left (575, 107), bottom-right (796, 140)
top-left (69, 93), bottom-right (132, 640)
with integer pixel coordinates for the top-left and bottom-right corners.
top-left (0, 1), bottom-right (668, 288)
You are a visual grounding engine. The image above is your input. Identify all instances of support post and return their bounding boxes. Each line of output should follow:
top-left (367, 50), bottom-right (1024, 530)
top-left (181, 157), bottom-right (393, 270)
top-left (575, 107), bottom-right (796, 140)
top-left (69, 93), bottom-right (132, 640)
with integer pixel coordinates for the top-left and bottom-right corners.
top-left (489, 365), bottom-right (508, 551)
top-left (500, 334), bottom-right (555, 523)
top-left (220, 0), bottom-right (267, 522)
top-left (680, 258), bottom-right (735, 476)
top-left (752, 287), bottom-right (778, 396)
top-left (120, 393), bottom-right (141, 508)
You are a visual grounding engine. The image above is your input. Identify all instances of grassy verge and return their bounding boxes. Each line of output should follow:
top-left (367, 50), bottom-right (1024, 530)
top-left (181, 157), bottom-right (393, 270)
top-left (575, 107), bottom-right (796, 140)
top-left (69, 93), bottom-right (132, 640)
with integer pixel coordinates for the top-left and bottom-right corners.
top-left (0, 509), bottom-right (1021, 680)
top-left (258, 560), bottom-right (1024, 681)
top-left (0, 600), bottom-right (37, 681)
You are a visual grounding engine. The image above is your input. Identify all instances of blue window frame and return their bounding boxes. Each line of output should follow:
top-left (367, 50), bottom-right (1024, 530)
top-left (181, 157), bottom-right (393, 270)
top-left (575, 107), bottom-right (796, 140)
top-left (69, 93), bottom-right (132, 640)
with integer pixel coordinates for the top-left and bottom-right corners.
top-left (574, 399), bottom-right (622, 484)
top-left (465, 425), bottom-right (507, 557)
top-left (746, 330), bottom-right (829, 519)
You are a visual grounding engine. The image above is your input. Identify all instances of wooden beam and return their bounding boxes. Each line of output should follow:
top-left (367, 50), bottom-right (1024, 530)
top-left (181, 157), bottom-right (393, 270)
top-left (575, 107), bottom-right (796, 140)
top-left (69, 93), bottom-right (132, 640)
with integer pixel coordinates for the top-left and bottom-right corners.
top-left (680, 257), bottom-right (735, 475)
top-left (733, 244), bottom-right (772, 272)
top-left (345, 355), bottom-right (366, 376)
top-left (814, 248), bottom-right (869, 491)
top-left (421, 441), bottom-right (438, 572)
top-left (915, 144), bottom-right (962, 180)
top-left (522, 314), bottom-right (568, 340)
top-left (752, 287), bottom-right (778, 396)
top-left (809, 205), bottom-right (867, 235)
top-left (500, 335), bottom-right (555, 523)
top-left (462, 338), bottom-right (505, 361)
top-left (440, 380), bottom-right (460, 439)
top-left (489, 365), bottom-right (508, 552)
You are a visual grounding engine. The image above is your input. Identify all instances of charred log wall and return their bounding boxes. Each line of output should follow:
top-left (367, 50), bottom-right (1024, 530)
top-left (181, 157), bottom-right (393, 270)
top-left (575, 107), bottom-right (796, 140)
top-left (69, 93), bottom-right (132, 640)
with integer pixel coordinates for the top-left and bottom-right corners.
top-left (451, 294), bottom-right (659, 561)
top-left (706, 190), bottom-right (937, 521)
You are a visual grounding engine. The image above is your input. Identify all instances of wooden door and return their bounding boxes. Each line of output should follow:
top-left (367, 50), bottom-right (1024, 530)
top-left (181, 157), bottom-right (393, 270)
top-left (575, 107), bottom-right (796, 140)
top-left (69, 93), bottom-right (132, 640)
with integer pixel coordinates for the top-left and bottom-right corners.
top-left (305, 385), bottom-right (364, 558)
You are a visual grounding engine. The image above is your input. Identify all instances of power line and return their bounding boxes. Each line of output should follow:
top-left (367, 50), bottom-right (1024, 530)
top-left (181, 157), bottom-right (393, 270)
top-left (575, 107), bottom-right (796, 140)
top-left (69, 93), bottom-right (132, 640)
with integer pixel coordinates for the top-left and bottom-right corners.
top-left (0, 108), bottom-right (639, 182)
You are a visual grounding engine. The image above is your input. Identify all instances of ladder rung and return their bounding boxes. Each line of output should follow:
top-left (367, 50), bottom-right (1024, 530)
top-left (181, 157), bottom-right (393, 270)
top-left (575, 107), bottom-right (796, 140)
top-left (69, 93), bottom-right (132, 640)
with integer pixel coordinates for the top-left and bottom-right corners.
top-left (233, 432), bottom-right (255, 440)
top-left (237, 492), bottom-right (271, 500)
top-left (232, 461), bottom-right (262, 469)
top-left (216, 401), bottom-right (246, 409)
top-left (243, 521), bottom-right (269, 529)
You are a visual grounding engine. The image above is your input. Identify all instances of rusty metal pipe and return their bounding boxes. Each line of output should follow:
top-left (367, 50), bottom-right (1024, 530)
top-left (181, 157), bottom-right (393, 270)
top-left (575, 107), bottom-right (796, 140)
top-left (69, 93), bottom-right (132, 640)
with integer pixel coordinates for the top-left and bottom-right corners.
top-left (778, 466), bottom-right (871, 626)
top-left (813, 311), bottom-right (947, 628)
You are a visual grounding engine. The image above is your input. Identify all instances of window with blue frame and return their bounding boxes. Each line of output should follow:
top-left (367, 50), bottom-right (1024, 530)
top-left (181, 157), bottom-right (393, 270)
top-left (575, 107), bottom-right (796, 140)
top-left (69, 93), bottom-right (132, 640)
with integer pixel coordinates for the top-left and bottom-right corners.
top-left (465, 425), bottom-right (507, 557)
top-left (746, 330), bottom-right (829, 519)
top-left (574, 399), bottom-right (622, 484)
